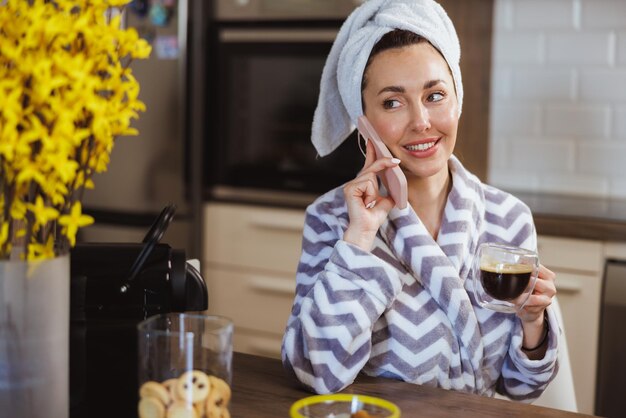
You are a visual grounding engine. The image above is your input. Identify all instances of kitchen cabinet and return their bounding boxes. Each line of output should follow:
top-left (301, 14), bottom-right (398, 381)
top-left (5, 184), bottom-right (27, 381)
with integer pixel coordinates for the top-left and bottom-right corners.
top-left (537, 236), bottom-right (604, 415)
top-left (202, 203), bottom-right (305, 359)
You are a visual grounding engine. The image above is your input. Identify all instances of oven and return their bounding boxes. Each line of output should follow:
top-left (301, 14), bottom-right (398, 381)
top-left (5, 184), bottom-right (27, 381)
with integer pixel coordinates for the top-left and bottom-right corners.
top-left (203, 0), bottom-right (365, 204)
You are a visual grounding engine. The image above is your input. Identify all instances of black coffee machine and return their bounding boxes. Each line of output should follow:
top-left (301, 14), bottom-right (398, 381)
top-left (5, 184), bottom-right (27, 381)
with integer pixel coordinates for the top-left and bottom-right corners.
top-left (69, 205), bottom-right (208, 418)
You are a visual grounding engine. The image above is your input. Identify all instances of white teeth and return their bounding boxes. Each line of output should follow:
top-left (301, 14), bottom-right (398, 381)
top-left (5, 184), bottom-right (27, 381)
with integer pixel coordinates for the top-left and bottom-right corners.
top-left (406, 141), bottom-right (436, 151)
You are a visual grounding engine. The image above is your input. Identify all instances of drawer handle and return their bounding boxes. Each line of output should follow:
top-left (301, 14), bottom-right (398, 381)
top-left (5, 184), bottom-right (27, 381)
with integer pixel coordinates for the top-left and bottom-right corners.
top-left (555, 278), bottom-right (582, 294)
top-left (249, 277), bottom-right (295, 295)
top-left (249, 216), bottom-right (304, 232)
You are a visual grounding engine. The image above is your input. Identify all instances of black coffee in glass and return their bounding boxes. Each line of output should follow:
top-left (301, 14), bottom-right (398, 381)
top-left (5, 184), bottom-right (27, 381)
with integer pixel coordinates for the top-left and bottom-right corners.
top-left (480, 263), bottom-right (532, 300)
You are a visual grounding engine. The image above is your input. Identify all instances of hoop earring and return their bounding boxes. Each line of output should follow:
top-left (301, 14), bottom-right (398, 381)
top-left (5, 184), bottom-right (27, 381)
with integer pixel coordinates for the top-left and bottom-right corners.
top-left (357, 132), bottom-right (367, 158)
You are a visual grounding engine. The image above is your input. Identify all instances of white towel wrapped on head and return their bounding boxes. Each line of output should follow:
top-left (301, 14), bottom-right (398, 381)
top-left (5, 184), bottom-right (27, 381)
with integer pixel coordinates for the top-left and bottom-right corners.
top-left (311, 0), bottom-right (462, 157)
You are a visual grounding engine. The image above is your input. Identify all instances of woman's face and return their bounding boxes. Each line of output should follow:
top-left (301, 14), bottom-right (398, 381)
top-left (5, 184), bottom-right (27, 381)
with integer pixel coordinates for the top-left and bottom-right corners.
top-left (362, 42), bottom-right (459, 181)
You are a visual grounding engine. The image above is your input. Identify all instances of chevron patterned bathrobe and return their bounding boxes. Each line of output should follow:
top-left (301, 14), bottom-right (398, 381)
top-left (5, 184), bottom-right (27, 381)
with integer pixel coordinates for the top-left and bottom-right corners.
top-left (282, 156), bottom-right (559, 401)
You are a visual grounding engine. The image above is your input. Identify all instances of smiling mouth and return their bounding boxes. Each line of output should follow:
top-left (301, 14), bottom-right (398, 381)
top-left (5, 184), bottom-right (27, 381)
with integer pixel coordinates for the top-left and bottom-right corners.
top-left (404, 139), bottom-right (439, 152)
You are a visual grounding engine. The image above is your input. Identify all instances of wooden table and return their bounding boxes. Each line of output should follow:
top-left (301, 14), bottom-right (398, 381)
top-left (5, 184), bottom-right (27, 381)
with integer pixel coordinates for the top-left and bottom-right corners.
top-left (230, 352), bottom-right (599, 417)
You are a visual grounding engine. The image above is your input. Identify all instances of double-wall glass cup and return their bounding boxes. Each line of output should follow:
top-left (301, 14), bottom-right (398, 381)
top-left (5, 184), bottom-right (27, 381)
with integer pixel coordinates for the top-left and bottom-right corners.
top-left (137, 313), bottom-right (233, 418)
top-left (471, 243), bottom-right (539, 313)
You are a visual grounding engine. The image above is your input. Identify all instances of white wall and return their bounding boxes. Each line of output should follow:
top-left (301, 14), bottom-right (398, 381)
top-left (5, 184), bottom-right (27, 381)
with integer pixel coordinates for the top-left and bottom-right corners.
top-left (489, 0), bottom-right (626, 198)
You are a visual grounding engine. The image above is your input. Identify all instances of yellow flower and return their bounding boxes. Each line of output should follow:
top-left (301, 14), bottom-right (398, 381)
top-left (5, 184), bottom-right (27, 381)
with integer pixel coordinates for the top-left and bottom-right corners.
top-left (10, 199), bottom-right (27, 220)
top-left (15, 161), bottom-right (47, 189)
top-left (46, 152), bottom-right (79, 184)
top-left (27, 235), bottom-right (56, 260)
top-left (134, 38), bottom-right (152, 59)
top-left (26, 196), bottom-right (59, 227)
top-left (58, 202), bottom-right (94, 246)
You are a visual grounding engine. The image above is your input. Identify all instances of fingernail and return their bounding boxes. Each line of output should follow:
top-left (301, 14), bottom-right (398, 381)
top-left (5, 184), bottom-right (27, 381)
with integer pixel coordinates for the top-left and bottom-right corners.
top-left (391, 158), bottom-right (401, 164)
top-left (365, 200), bottom-right (377, 209)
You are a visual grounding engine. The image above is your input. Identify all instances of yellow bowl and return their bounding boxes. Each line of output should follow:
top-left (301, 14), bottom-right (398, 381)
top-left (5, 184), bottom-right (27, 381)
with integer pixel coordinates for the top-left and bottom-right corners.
top-left (290, 394), bottom-right (401, 418)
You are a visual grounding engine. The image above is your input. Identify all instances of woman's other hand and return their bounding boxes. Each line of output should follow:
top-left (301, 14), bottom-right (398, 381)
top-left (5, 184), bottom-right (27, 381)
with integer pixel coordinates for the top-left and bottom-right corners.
top-left (518, 264), bottom-right (557, 354)
top-left (343, 140), bottom-right (399, 251)
top-left (518, 264), bottom-right (556, 323)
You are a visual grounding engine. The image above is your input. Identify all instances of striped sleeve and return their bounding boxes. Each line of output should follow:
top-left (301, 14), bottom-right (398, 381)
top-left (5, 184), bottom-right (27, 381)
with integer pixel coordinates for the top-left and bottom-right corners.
top-left (281, 203), bottom-right (403, 394)
top-left (497, 308), bottom-right (560, 401)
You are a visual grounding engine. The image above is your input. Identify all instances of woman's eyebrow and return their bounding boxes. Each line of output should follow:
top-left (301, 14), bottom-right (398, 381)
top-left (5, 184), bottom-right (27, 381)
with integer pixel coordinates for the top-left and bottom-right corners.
top-left (377, 79), bottom-right (447, 95)
top-left (377, 85), bottom-right (405, 95)
top-left (424, 79), bottom-right (446, 89)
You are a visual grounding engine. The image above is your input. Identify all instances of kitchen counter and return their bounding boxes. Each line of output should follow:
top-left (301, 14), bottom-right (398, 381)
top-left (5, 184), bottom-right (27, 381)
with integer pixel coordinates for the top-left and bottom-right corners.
top-left (231, 352), bottom-right (597, 417)
top-left (514, 192), bottom-right (626, 242)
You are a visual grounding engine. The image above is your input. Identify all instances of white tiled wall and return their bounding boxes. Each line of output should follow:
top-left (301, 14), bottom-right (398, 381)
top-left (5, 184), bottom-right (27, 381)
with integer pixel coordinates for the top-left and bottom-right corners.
top-left (488, 0), bottom-right (626, 198)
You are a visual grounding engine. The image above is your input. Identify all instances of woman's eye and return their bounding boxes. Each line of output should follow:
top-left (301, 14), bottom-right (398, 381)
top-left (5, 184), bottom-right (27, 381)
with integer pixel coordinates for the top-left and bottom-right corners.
top-left (428, 92), bottom-right (445, 102)
top-left (382, 99), bottom-right (401, 109)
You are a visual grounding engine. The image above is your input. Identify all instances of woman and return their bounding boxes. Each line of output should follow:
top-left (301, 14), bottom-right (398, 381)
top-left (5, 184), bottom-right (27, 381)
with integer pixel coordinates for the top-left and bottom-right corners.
top-left (281, 0), bottom-right (558, 402)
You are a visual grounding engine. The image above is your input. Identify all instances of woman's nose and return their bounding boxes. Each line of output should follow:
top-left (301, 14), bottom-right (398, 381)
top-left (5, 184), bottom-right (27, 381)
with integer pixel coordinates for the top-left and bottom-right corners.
top-left (410, 104), bottom-right (431, 132)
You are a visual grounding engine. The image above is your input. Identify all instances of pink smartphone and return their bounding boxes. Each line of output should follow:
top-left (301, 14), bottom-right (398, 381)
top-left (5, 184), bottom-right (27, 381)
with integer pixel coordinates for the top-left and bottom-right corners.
top-left (357, 116), bottom-right (408, 209)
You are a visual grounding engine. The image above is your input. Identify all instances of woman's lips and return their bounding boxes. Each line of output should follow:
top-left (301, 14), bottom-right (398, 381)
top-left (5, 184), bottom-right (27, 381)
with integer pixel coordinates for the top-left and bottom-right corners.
top-left (403, 138), bottom-right (441, 158)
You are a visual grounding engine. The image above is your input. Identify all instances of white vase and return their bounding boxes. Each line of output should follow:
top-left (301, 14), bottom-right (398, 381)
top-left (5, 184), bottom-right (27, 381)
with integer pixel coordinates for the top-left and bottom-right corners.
top-left (0, 254), bottom-right (70, 418)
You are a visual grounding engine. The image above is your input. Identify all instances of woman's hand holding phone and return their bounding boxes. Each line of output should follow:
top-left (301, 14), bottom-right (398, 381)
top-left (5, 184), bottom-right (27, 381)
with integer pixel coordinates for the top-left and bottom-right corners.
top-left (343, 116), bottom-right (408, 251)
top-left (343, 139), bottom-right (400, 252)
top-left (357, 116), bottom-right (408, 210)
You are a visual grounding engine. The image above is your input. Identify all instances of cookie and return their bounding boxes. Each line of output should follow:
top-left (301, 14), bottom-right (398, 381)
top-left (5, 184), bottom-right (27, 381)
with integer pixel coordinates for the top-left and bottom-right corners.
top-left (206, 376), bottom-right (231, 409)
top-left (176, 370), bottom-right (211, 404)
top-left (140, 381), bottom-right (171, 406)
top-left (163, 378), bottom-right (180, 403)
top-left (194, 399), bottom-right (206, 418)
top-left (167, 401), bottom-right (198, 418)
top-left (207, 407), bottom-right (222, 418)
top-left (205, 376), bottom-right (231, 418)
top-left (138, 396), bottom-right (166, 418)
